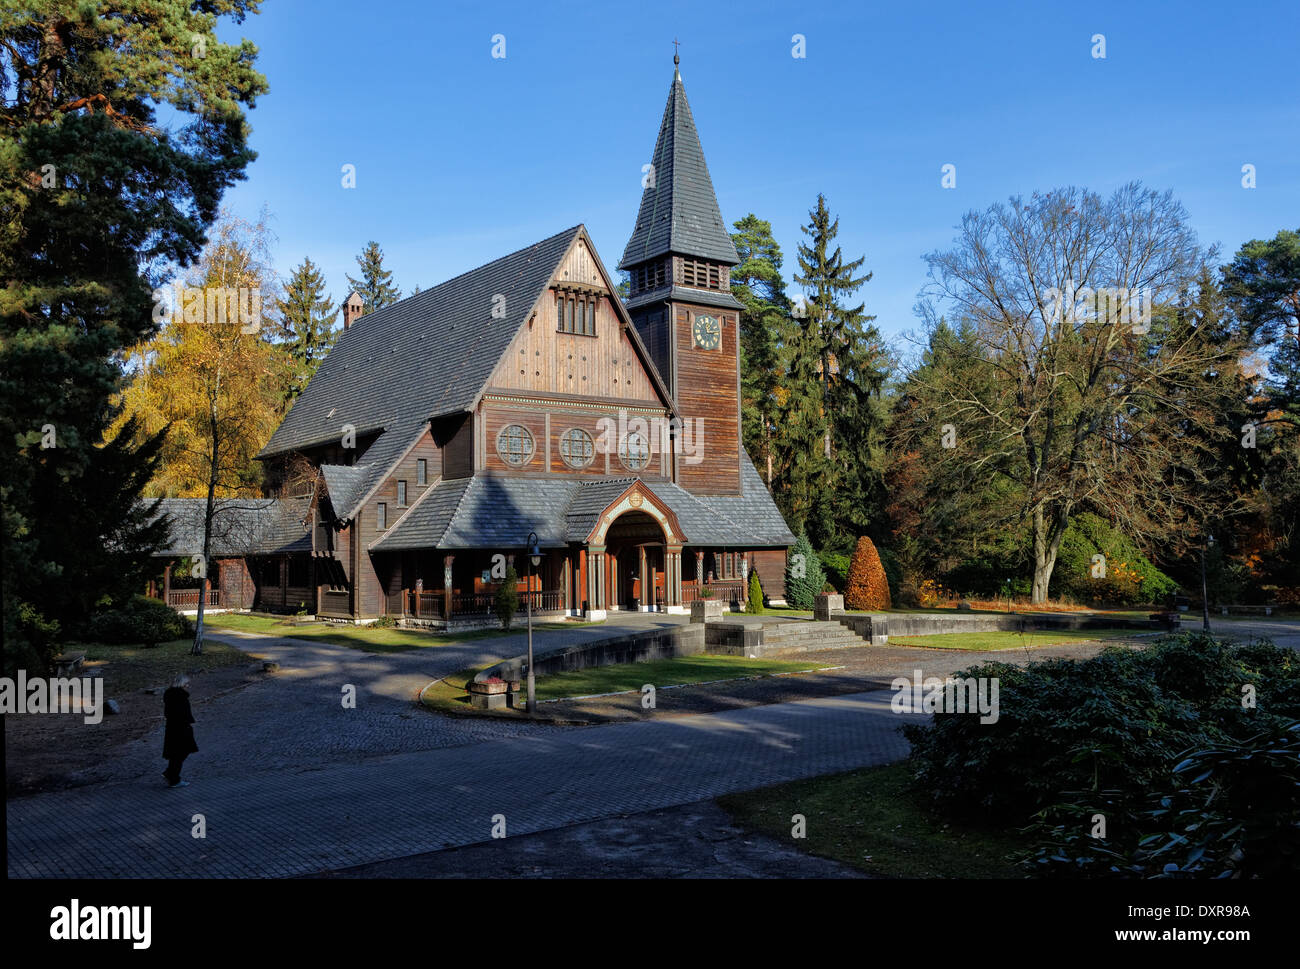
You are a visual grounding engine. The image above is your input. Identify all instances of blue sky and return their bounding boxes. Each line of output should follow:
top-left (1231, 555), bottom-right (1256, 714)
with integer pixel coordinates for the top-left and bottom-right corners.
top-left (218, 0), bottom-right (1299, 359)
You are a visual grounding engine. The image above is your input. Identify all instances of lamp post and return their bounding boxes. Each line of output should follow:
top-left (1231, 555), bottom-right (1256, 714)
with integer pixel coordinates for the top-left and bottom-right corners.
top-left (526, 531), bottom-right (543, 715)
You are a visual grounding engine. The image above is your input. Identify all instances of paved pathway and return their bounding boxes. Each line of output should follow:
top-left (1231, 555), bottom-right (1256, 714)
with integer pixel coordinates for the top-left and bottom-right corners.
top-left (11, 613), bottom-right (1293, 878)
top-left (60, 614), bottom-right (683, 787)
top-left (8, 688), bottom-right (919, 877)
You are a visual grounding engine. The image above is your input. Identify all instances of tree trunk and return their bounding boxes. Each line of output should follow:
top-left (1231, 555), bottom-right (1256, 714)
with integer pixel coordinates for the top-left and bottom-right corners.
top-left (1201, 541), bottom-right (1211, 633)
top-left (1030, 505), bottom-right (1068, 605)
top-left (192, 386), bottom-right (221, 655)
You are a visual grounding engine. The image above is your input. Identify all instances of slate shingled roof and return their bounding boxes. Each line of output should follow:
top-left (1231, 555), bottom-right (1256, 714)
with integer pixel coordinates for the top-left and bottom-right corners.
top-left (564, 478), bottom-right (640, 541)
top-left (624, 284), bottom-right (743, 313)
top-left (618, 69), bottom-right (741, 270)
top-left (319, 464), bottom-right (368, 519)
top-left (372, 451), bottom-right (793, 551)
top-left (259, 226), bottom-right (583, 459)
top-left (148, 498), bottom-right (312, 557)
top-left (372, 475), bottom-right (580, 550)
top-left (646, 453), bottom-right (795, 546)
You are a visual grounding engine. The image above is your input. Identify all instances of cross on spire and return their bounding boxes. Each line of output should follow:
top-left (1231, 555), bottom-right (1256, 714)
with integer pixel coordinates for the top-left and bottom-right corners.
top-left (672, 38), bottom-right (680, 66)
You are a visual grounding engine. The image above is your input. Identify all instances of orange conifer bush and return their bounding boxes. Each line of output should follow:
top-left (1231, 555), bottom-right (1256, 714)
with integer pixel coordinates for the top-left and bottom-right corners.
top-left (845, 536), bottom-right (892, 610)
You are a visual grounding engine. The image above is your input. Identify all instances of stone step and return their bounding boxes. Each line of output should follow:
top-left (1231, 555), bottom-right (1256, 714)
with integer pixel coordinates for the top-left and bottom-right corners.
top-left (761, 635), bottom-right (869, 651)
top-left (765, 629), bottom-right (867, 642)
top-left (764, 625), bottom-right (852, 638)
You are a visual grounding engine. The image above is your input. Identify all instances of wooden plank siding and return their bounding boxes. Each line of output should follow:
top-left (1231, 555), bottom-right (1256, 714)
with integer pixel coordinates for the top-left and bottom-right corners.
top-left (486, 285), bottom-right (661, 403)
top-left (438, 413), bottom-right (474, 479)
top-left (672, 301), bottom-right (741, 494)
top-left (481, 401), bottom-right (672, 479)
top-left (342, 426), bottom-right (443, 617)
top-left (750, 548), bottom-right (788, 602)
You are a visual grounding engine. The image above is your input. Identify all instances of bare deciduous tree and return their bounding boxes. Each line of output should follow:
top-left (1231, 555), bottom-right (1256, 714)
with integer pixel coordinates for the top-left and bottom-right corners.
top-left (913, 183), bottom-right (1243, 603)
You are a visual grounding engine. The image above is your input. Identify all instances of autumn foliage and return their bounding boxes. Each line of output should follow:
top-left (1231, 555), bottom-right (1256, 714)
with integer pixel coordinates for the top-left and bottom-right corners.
top-left (845, 536), bottom-right (891, 610)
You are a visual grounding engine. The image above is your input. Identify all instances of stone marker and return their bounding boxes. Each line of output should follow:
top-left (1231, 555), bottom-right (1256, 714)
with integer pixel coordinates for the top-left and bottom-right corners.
top-left (691, 600), bottom-right (725, 623)
top-left (813, 594), bottom-right (844, 621)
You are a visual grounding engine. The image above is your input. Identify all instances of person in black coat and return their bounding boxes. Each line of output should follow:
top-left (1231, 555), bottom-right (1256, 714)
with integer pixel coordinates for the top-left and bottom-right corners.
top-left (162, 673), bottom-right (198, 788)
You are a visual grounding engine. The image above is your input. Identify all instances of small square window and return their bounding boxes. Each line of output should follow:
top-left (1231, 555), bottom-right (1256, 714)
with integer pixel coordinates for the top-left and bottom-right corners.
top-left (397, 480), bottom-right (407, 506)
top-left (377, 503), bottom-right (387, 529)
top-left (417, 459), bottom-right (427, 485)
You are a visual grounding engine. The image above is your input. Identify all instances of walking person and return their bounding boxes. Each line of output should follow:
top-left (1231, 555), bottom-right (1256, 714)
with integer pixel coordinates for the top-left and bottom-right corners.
top-left (162, 673), bottom-right (198, 788)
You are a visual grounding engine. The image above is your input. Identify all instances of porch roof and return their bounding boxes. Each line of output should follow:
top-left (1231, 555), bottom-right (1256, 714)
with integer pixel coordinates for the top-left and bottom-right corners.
top-left (145, 497), bottom-right (313, 558)
top-left (370, 451), bottom-right (793, 552)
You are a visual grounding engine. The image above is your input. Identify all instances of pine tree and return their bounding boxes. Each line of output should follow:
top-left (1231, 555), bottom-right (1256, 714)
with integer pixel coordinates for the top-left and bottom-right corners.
top-left (784, 532), bottom-right (826, 610)
top-left (277, 257), bottom-right (339, 399)
top-left (845, 536), bottom-right (891, 610)
top-left (731, 214), bottom-right (791, 483)
top-left (0, 2), bottom-right (266, 674)
top-left (346, 241), bottom-right (402, 312)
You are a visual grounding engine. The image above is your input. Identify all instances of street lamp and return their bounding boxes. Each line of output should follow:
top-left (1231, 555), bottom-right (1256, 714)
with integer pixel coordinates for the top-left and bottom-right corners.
top-left (526, 531), bottom-right (543, 715)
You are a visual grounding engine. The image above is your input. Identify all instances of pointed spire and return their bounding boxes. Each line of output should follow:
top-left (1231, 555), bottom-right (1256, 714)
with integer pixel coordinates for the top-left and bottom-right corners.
top-left (618, 65), bottom-right (739, 270)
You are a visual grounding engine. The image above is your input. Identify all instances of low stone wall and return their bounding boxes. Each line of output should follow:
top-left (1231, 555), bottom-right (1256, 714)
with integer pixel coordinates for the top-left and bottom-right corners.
top-left (837, 611), bottom-right (1170, 643)
top-left (475, 624), bottom-right (705, 683)
top-left (704, 622), bottom-right (765, 654)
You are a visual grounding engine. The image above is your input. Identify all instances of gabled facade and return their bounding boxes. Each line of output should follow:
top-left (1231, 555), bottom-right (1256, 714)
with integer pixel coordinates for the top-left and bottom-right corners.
top-left (156, 61), bottom-right (795, 624)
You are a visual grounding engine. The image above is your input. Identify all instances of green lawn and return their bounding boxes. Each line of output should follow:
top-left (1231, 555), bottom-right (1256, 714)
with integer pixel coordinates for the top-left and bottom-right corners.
top-left (78, 637), bottom-right (260, 693)
top-left (888, 628), bottom-right (1139, 651)
top-left (531, 654), bottom-right (830, 700)
top-left (718, 761), bottom-right (1034, 878)
top-left (203, 612), bottom-right (593, 654)
top-left (422, 653), bottom-right (831, 714)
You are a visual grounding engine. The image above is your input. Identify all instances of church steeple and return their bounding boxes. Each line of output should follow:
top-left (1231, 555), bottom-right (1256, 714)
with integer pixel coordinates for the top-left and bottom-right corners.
top-left (619, 63), bottom-right (740, 271)
top-left (620, 59), bottom-right (745, 496)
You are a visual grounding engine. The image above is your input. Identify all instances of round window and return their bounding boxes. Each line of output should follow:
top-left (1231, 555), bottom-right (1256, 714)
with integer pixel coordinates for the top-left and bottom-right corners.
top-left (496, 424), bottom-right (535, 467)
top-left (619, 430), bottom-right (651, 472)
top-left (559, 427), bottom-right (595, 469)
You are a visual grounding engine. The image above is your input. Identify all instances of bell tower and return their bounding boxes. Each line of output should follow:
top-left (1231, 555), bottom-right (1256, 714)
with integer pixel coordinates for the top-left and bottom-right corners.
top-left (620, 54), bottom-right (744, 495)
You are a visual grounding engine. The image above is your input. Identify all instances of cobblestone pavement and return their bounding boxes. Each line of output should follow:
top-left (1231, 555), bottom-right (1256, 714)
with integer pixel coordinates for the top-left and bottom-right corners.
top-left (58, 615), bottom-right (685, 787)
top-left (10, 614), bottom-right (1292, 878)
top-left (312, 800), bottom-right (866, 878)
top-left (8, 688), bottom-right (919, 877)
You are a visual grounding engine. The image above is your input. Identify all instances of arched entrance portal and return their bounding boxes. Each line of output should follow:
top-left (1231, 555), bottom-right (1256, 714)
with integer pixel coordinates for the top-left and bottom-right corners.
top-left (605, 511), bottom-right (666, 611)
top-left (580, 481), bottom-right (687, 618)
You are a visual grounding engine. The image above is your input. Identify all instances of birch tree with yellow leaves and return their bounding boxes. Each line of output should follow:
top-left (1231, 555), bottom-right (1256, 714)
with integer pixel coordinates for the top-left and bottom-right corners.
top-left (113, 213), bottom-right (289, 652)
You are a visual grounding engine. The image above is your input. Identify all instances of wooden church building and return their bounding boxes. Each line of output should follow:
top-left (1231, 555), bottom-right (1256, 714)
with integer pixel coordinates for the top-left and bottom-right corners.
top-left (163, 59), bottom-right (795, 623)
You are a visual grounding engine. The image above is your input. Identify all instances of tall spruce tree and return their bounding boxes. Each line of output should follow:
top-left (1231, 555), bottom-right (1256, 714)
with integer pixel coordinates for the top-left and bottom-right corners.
top-left (277, 257), bottom-right (339, 400)
top-left (0, 2), bottom-right (266, 674)
top-left (346, 241), bottom-right (402, 312)
top-left (731, 214), bottom-right (791, 485)
top-left (785, 194), bottom-right (889, 549)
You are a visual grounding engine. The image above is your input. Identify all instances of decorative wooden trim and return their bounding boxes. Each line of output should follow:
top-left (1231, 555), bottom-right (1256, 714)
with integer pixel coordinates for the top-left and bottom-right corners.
top-left (481, 392), bottom-right (669, 415)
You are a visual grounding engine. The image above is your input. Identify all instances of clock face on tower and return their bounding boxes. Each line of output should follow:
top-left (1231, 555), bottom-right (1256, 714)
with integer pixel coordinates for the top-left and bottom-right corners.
top-left (692, 314), bottom-right (721, 350)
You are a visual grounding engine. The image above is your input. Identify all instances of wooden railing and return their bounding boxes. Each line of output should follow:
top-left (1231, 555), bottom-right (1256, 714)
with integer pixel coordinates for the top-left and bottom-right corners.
top-left (408, 591), bottom-right (445, 619)
top-left (166, 589), bottom-right (221, 609)
top-left (520, 590), bottom-right (564, 613)
top-left (681, 581), bottom-right (745, 606)
top-left (434, 590), bottom-right (564, 617)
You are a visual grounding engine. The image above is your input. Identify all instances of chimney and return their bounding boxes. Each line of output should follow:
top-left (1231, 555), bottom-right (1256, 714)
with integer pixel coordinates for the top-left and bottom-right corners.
top-left (342, 290), bottom-right (365, 330)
